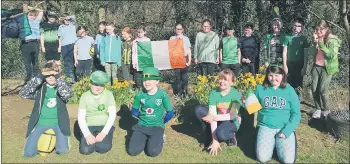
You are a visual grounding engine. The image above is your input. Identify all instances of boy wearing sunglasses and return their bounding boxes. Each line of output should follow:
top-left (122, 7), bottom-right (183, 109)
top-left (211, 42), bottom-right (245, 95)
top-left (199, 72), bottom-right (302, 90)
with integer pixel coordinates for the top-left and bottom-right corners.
top-left (77, 71), bottom-right (117, 155)
top-left (127, 67), bottom-right (174, 157)
top-left (19, 62), bottom-right (73, 157)
top-left (287, 17), bottom-right (310, 101)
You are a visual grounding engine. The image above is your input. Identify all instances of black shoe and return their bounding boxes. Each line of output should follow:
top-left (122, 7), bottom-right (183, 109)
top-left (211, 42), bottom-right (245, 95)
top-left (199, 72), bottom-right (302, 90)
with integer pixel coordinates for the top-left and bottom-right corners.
top-left (200, 140), bottom-right (212, 149)
top-left (227, 134), bottom-right (237, 147)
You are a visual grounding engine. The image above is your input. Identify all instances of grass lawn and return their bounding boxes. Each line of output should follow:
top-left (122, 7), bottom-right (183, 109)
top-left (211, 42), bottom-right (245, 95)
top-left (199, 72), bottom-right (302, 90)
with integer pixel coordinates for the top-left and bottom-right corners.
top-left (2, 93), bottom-right (349, 163)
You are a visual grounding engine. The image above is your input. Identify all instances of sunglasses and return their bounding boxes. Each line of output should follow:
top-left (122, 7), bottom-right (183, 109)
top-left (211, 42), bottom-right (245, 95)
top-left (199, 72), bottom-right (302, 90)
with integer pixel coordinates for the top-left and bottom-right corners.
top-left (44, 74), bottom-right (57, 78)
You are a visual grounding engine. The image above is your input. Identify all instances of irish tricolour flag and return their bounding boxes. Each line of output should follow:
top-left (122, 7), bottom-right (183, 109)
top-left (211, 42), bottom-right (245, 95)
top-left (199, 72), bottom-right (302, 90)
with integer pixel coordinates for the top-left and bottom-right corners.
top-left (245, 89), bottom-right (262, 114)
top-left (137, 39), bottom-right (186, 71)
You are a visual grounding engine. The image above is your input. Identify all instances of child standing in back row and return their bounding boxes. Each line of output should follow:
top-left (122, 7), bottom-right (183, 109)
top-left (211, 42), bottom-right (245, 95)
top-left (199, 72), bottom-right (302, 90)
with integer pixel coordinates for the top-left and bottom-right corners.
top-left (121, 27), bottom-right (133, 82)
top-left (219, 26), bottom-right (241, 78)
top-left (74, 26), bottom-right (95, 81)
top-left (99, 22), bottom-right (122, 85)
top-left (40, 12), bottom-right (61, 64)
top-left (58, 13), bottom-right (78, 82)
top-left (93, 21), bottom-right (106, 72)
top-left (132, 26), bottom-right (151, 88)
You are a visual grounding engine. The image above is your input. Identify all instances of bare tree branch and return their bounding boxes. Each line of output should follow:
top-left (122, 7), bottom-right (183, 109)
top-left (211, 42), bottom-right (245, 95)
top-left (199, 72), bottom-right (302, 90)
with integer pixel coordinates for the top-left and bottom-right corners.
top-left (306, 8), bottom-right (346, 33)
top-left (47, 0), bottom-right (63, 14)
top-left (326, 1), bottom-right (338, 11)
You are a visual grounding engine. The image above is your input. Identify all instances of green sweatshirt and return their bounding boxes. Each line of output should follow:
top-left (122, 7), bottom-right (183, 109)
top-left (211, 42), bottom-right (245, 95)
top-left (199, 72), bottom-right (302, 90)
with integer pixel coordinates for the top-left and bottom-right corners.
top-left (194, 31), bottom-right (220, 64)
top-left (309, 34), bottom-right (341, 75)
top-left (254, 84), bottom-right (301, 137)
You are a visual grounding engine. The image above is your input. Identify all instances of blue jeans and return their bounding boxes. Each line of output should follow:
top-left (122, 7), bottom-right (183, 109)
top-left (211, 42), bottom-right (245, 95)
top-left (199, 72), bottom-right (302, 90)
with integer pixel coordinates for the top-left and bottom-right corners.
top-left (256, 125), bottom-right (297, 163)
top-left (62, 44), bottom-right (75, 82)
top-left (194, 105), bottom-right (237, 142)
top-left (23, 125), bottom-right (69, 157)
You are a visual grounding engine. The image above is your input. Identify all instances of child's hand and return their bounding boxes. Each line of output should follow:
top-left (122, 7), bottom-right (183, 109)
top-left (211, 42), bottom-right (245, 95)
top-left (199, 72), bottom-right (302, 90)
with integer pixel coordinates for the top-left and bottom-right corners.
top-left (246, 59), bottom-right (251, 63)
top-left (202, 114), bottom-right (214, 123)
top-left (237, 116), bottom-right (242, 124)
top-left (86, 135), bottom-right (96, 145)
top-left (74, 60), bottom-right (78, 67)
top-left (58, 47), bottom-right (61, 53)
top-left (95, 132), bottom-right (106, 142)
top-left (41, 47), bottom-right (45, 53)
top-left (279, 133), bottom-right (286, 139)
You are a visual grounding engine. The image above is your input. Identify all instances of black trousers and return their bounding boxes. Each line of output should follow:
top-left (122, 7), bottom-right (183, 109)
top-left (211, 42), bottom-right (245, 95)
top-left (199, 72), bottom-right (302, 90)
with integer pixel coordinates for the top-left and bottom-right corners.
top-left (44, 41), bottom-right (60, 61)
top-left (221, 63), bottom-right (241, 78)
top-left (174, 67), bottom-right (189, 95)
top-left (133, 69), bottom-right (142, 88)
top-left (287, 61), bottom-right (304, 90)
top-left (242, 62), bottom-right (256, 76)
top-left (127, 125), bottom-right (164, 157)
top-left (79, 126), bottom-right (115, 155)
top-left (199, 62), bottom-right (216, 77)
top-left (21, 40), bottom-right (40, 81)
top-left (76, 59), bottom-right (92, 81)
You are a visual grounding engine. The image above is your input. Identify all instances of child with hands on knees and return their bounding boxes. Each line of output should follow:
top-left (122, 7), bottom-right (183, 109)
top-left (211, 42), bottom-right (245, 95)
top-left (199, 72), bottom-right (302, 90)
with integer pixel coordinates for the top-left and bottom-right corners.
top-left (77, 71), bottom-right (117, 155)
top-left (127, 67), bottom-right (174, 157)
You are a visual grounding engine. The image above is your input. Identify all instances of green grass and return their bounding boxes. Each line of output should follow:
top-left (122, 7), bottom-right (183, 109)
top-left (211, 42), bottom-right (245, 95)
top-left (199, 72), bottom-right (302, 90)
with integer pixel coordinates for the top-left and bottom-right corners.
top-left (2, 112), bottom-right (349, 163)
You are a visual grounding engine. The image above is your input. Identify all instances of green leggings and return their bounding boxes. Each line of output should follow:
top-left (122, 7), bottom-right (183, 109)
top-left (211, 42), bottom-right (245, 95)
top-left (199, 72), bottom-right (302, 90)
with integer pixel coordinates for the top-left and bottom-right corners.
top-left (311, 65), bottom-right (333, 111)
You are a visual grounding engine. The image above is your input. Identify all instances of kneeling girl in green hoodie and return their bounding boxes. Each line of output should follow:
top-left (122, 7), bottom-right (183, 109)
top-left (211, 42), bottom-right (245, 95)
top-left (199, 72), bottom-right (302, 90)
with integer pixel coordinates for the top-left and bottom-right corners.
top-left (255, 65), bottom-right (301, 164)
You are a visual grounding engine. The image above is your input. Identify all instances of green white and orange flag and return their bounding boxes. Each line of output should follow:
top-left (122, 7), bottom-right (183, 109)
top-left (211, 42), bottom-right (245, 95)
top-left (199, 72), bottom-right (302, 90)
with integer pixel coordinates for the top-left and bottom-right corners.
top-left (245, 89), bottom-right (262, 114)
top-left (137, 39), bottom-right (186, 71)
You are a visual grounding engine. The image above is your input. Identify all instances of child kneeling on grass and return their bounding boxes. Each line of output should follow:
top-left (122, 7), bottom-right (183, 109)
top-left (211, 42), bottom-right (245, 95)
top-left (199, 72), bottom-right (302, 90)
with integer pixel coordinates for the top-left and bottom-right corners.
top-left (195, 69), bottom-right (243, 156)
top-left (255, 66), bottom-right (301, 163)
top-left (77, 71), bottom-right (117, 155)
top-left (127, 67), bottom-right (174, 157)
top-left (20, 62), bottom-right (73, 157)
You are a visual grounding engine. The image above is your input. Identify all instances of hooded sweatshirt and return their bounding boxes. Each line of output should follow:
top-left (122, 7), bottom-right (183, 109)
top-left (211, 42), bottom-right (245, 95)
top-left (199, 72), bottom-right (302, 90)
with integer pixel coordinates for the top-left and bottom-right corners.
top-left (194, 31), bottom-right (220, 64)
top-left (99, 34), bottom-right (122, 66)
top-left (309, 34), bottom-right (341, 75)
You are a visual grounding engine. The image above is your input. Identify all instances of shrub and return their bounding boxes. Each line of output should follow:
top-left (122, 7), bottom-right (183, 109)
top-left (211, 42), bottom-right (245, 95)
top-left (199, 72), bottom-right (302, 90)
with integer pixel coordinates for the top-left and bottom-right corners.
top-left (68, 76), bottom-right (136, 106)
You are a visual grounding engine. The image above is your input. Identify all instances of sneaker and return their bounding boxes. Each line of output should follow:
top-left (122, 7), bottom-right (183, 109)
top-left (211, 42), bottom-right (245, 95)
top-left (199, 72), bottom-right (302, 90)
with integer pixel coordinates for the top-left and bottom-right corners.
top-left (322, 111), bottom-right (331, 118)
top-left (312, 110), bottom-right (322, 119)
top-left (227, 134), bottom-right (237, 147)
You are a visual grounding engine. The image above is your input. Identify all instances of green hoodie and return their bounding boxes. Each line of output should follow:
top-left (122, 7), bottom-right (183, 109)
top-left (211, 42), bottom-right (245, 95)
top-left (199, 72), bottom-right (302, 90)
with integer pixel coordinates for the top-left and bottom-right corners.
top-left (255, 84), bottom-right (301, 137)
top-left (194, 31), bottom-right (220, 64)
top-left (310, 34), bottom-right (341, 75)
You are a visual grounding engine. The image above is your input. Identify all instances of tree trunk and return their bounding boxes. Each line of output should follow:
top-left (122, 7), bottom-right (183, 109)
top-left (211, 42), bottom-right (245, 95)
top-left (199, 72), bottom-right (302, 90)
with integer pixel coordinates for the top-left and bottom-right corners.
top-left (341, 0), bottom-right (350, 44)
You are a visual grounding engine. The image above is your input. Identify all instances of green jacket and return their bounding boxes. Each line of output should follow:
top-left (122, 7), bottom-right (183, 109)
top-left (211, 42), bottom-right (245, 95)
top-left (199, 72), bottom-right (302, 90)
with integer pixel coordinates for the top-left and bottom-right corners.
top-left (310, 34), bottom-right (341, 75)
top-left (194, 31), bottom-right (220, 64)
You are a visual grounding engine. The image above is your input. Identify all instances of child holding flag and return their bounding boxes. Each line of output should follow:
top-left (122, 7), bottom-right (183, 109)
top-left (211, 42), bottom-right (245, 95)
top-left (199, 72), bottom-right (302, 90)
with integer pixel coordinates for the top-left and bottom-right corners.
top-left (194, 69), bottom-right (243, 155)
top-left (131, 26), bottom-right (151, 88)
top-left (77, 71), bottom-right (117, 155)
top-left (128, 67), bottom-right (174, 157)
top-left (255, 65), bottom-right (301, 163)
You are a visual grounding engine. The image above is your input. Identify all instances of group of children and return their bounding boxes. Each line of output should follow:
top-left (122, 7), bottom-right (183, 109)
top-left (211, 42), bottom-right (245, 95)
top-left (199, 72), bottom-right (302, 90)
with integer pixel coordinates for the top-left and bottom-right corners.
top-left (19, 13), bottom-right (341, 163)
top-left (20, 62), bottom-right (173, 157)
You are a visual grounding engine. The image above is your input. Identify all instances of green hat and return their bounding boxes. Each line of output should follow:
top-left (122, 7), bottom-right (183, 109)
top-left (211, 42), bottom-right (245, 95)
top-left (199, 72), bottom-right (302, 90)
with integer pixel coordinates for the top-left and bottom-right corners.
top-left (140, 67), bottom-right (163, 81)
top-left (90, 71), bottom-right (109, 85)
